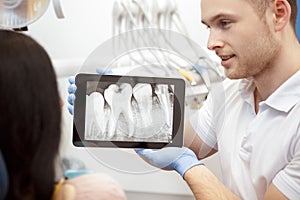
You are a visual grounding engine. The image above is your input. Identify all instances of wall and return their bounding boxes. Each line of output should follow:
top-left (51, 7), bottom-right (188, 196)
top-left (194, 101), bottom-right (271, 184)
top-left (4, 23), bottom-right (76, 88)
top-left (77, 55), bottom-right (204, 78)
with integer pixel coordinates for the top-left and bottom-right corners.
top-left (28, 0), bottom-right (211, 60)
top-left (26, 0), bottom-right (222, 197)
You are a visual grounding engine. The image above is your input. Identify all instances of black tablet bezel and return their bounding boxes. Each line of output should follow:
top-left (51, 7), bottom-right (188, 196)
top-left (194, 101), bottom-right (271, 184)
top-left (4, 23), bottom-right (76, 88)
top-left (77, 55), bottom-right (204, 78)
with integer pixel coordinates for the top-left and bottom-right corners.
top-left (73, 73), bottom-right (185, 148)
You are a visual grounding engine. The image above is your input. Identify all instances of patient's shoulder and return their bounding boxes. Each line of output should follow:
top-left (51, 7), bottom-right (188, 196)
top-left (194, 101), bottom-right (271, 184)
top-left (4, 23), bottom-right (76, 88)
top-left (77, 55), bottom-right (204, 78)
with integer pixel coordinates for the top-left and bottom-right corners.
top-left (54, 173), bottom-right (127, 200)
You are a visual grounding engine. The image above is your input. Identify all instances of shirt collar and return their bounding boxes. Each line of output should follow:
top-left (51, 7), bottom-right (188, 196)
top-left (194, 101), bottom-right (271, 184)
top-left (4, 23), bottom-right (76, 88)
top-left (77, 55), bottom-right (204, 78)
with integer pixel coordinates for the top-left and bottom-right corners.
top-left (239, 78), bottom-right (255, 106)
top-left (265, 70), bottom-right (300, 112)
top-left (239, 70), bottom-right (300, 113)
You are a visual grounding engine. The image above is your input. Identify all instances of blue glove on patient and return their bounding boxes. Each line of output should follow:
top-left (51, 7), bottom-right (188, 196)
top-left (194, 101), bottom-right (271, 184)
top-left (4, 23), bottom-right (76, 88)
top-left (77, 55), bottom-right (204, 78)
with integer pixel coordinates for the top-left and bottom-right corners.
top-left (136, 147), bottom-right (204, 177)
top-left (67, 68), bottom-right (113, 115)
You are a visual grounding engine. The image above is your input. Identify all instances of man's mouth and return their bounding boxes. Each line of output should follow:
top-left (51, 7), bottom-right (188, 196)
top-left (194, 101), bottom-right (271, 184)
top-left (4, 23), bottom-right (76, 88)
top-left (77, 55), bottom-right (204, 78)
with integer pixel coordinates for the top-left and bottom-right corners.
top-left (217, 54), bottom-right (236, 67)
top-left (219, 54), bottom-right (235, 61)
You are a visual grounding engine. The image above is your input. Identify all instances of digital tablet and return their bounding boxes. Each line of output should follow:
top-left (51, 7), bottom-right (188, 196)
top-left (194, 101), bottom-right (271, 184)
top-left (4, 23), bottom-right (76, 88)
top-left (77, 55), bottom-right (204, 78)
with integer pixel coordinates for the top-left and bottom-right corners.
top-left (73, 73), bottom-right (186, 148)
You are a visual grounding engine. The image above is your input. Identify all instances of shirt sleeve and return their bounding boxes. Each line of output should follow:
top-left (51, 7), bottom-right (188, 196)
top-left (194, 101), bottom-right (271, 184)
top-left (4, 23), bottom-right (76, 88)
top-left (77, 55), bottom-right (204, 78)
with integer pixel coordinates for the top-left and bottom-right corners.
top-left (189, 79), bottom-right (237, 151)
top-left (273, 129), bottom-right (300, 199)
top-left (189, 89), bottom-right (218, 150)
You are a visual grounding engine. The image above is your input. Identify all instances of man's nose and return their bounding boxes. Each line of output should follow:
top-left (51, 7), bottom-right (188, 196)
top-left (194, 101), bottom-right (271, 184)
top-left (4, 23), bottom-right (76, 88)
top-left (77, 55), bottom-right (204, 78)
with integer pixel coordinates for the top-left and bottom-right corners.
top-left (207, 30), bottom-right (224, 51)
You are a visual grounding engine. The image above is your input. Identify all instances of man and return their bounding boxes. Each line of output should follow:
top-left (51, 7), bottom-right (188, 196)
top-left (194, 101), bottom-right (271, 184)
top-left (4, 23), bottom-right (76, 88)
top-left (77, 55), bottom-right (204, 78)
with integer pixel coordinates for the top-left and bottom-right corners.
top-left (137, 0), bottom-right (300, 199)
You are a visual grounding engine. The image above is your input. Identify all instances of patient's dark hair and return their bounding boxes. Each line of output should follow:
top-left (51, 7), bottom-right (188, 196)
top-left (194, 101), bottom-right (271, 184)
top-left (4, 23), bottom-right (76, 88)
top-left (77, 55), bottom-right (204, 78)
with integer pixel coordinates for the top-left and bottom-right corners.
top-left (0, 30), bottom-right (61, 200)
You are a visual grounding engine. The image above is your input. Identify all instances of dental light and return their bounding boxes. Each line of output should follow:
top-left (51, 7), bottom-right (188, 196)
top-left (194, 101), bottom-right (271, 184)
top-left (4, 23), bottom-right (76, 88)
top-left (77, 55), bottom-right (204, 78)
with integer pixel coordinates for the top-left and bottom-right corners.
top-left (0, 0), bottom-right (64, 30)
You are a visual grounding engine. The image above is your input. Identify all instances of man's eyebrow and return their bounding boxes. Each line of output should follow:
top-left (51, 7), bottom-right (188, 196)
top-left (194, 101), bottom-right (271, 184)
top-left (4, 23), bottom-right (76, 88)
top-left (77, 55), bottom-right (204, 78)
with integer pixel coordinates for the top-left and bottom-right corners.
top-left (201, 13), bottom-right (232, 25)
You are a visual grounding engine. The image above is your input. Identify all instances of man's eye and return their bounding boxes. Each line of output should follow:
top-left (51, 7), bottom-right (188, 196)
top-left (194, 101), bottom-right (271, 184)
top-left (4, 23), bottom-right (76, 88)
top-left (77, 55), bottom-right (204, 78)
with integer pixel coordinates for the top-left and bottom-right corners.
top-left (219, 20), bottom-right (231, 28)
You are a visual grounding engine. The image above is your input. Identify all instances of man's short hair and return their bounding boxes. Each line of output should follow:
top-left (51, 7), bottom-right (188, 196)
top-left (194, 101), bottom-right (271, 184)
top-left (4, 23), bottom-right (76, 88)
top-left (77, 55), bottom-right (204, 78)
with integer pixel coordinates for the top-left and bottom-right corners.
top-left (247, 0), bottom-right (298, 31)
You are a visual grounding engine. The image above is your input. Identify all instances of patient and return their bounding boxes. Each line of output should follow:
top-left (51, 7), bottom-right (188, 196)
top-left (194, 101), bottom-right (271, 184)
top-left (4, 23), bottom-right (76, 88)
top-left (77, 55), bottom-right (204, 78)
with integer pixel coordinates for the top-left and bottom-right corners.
top-left (0, 30), bottom-right (126, 200)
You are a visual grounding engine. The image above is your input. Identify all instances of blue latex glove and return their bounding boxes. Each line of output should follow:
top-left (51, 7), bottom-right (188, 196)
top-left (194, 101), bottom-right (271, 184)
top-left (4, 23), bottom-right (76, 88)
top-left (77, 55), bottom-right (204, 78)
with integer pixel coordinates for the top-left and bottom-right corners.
top-left (67, 68), bottom-right (113, 115)
top-left (136, 147), bottom-right (204, 177)
top-left (67, 76), bottom-right (76, 115)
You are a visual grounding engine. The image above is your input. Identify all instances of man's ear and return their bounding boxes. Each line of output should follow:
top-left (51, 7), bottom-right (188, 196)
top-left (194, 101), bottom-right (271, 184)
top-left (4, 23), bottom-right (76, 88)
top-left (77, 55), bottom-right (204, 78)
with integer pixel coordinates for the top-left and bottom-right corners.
top-left (272, 0), bottom-right (291, 32)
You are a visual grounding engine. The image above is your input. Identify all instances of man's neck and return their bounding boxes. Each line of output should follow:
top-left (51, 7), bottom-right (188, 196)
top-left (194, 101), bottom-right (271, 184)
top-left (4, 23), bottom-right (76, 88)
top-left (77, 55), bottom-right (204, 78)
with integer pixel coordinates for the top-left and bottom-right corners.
top-left (253, 44), bottom-right (300, 103)
top-left (253, 88), bottom-right (262, 114)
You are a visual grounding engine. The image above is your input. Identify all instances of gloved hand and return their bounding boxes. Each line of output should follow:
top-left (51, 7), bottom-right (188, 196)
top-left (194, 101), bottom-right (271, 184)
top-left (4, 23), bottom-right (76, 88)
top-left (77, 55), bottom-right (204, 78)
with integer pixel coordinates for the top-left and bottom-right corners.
top-left (136, 147), bottom-right (204, 177)
top-left (67, 76), bottom-right (76, 115)
top-left (67, 68), bottom-right (113, 115)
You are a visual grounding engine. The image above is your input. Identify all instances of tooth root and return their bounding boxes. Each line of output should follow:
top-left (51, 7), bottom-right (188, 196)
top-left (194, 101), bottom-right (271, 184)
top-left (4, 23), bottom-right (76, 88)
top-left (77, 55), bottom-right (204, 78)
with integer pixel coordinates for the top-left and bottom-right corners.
top-left (107, 108), bottom-right (117, 138)
top-left (118, 83), bottom-right (135, 137)
top-left (133, 83), bottom-right (153, 127)
top-left (104, 83), bottom-right (135, 138)
top-left (104, 84), bottom-right (121, 138)
top-left (85, 92), bottom-right (106, 139)
top-left (155, 84), bottom-right (171, 128)
top-left (104, 84), bottom-right (117, 138)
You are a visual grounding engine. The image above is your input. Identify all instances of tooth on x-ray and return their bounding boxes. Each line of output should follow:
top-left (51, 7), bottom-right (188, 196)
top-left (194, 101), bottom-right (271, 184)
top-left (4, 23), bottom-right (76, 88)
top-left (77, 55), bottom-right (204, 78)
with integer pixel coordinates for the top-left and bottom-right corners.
top-left (85, 92), bottom-right (109, 139)
top-left (133, 83), bottom-right (153, 127)
top-left (104, 83), bottom-right (135, 138)
top-left (154, 84), bottom-right (171, 128)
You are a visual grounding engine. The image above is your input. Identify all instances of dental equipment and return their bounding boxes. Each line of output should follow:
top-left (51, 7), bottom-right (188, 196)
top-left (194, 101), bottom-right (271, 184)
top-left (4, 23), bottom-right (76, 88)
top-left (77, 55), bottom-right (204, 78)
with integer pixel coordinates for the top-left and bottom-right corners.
top-left (109, 0), bottom-right (224, 110)
top-left (0, 0), bottom-right (65, 29)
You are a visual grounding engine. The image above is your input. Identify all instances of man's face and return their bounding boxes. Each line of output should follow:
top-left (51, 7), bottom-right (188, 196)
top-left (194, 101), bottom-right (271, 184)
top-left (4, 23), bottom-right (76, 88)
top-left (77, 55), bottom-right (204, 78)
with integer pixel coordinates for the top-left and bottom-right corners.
top-left (201, 0), bottom-right (280, 79)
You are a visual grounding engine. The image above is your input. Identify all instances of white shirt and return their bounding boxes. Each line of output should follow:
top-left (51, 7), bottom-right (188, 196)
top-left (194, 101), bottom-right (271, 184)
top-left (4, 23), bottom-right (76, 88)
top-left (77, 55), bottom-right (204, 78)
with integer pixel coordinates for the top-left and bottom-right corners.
top-left (190, 70), bottom-right (300, 200)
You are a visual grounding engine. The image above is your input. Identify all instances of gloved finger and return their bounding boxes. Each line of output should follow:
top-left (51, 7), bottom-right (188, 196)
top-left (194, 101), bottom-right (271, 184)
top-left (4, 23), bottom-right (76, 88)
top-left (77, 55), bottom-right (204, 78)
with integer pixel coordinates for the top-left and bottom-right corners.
top-left (96, 68), bottom-right (113, 75)
top-left (68, 105), bottom-right (74, 115)
top-left (136, 149), bottom-right (174, 170)
top-left (134, 148), bottom-right (143, 153)
top-left (68, 76), bottom-right (75, 84)
top-left (68, 84), bottom-right (77, 94)
top-left (135, 149), bottom-right (156, 166)
top-left (136, 149), bottom-right (152, 155)
top-left (68, 94), bottom-right (76, 105)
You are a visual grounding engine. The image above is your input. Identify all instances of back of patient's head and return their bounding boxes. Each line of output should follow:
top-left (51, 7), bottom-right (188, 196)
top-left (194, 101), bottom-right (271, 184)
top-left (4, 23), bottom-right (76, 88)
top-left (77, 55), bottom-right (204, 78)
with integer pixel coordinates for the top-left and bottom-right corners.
top-left (0, 30), bottom-right (61, 200)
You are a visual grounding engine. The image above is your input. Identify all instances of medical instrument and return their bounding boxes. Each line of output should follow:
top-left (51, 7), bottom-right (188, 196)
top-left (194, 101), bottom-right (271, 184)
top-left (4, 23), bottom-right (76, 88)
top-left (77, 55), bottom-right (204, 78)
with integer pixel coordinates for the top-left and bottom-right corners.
top-left (110, 0), bottom-right (224, 110)
top-left (174, 66), bottom-right (197, 86)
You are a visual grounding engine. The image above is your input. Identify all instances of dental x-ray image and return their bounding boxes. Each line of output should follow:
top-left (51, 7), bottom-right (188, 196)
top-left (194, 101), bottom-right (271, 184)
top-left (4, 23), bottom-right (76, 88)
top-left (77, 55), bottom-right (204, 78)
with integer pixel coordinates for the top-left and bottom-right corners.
top-left (73, 74), bottom-right (185, 148)
top-left (84, 81), bottom-right (174, 143)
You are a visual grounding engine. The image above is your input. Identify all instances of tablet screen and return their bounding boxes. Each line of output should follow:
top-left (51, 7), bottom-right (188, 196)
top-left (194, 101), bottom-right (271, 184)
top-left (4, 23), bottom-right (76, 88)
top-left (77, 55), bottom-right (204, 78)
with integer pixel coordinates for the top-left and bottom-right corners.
top-left (73, 74), bottom-right (185, 148)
